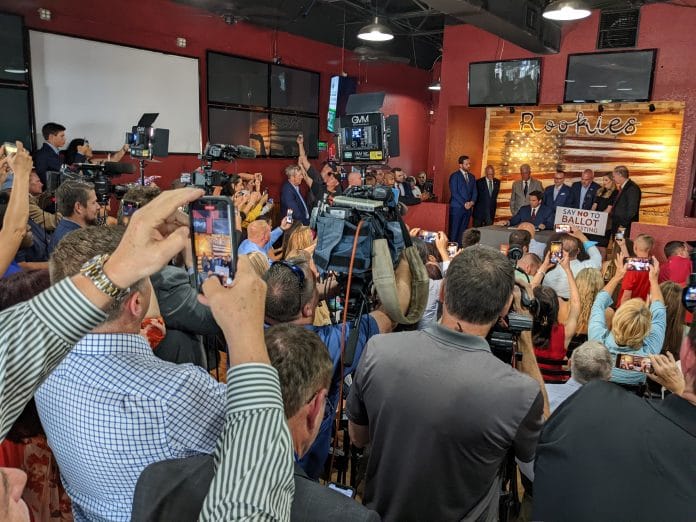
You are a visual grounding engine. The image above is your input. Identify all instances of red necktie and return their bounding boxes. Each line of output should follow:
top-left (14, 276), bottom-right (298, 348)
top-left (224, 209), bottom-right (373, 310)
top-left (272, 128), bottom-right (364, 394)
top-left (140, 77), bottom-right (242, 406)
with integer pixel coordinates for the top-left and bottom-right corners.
top-left (531, 208), bottom-right (537, 219)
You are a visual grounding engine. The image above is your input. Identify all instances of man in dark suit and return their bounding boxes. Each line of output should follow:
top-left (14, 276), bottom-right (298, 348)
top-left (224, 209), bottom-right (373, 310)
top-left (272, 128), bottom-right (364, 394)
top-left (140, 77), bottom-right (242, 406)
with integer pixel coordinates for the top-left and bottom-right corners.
top-left (33, 122), bottom-right (66, 185)
top-left (393, 167), bottom-right (420, 206)
top-left (473, 165), bottom-right (500, 227)
top-left (131, 324), bottom-right (380, 522)
top-left (569, 168), bottom-right (600, 210)
top-left (542, 169), bottom-right (573, 215)
top-left (611, 165), bottom-right (642, 235)
top-left (280, 164), bottom-right (310, 225)
top-left (502, 190), bottom-right (554, 230)
top-left (449, 155), bottom-right (478, 245)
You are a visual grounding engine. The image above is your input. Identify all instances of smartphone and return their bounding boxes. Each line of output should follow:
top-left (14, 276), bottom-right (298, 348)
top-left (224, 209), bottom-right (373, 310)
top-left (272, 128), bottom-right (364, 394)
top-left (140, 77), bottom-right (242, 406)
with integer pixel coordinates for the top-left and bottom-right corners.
top-left (550, 241), bottom-right (563, 264)
top-left (286, 208), bottom-right (294, 224)
top-left (327, 482), bottom-right (356, 499)
top-left (615, 231), bottom-right (624, 240)
top-left (121, 200), bottom-right (141, 217)
top-left (616, 353), bottom-right (653, 373)
top-left (625, 257), bottom-right (652, 271)
top-left (189, 196), bottom-right (238, 290)
top-left (419, 230), bottom-right (437, 243)
top-left (555, 224), bottom-right (571, 233)
top-left (447, 242), bottom-right (458, 259)
top-left (2, 142), bottom-right (17, 154)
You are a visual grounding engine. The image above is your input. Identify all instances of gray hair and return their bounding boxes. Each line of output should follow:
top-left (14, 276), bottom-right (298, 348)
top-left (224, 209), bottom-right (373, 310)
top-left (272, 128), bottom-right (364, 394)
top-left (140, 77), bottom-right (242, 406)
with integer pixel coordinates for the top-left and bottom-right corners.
top-left (570, 340), bottom-right (612, 384)
top-left (285, 165), bottom-right (301, 178)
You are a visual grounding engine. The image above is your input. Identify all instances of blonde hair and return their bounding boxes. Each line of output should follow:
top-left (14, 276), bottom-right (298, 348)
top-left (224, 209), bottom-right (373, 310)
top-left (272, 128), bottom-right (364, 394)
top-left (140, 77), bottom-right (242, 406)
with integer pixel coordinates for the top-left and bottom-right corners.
top-left (576, 268), bottom-right (604, 332)
top-left (245, 251), bottom-right (270, 278)
top-left (597, 173), bottom-right (616, 198)
top-left (285, 226), bottom-right (314, 255)
top-left (612, 298), bottom-right (652, 348)
top-left (634, 234), bottom-right (654, 254)
top-left (660, 281), bottom-right (686, 359)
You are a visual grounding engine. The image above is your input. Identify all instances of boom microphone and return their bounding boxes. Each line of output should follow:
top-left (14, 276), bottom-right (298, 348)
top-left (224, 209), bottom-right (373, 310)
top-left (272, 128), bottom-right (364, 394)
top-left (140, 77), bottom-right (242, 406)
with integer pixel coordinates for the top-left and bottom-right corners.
top-left (234, 145), bottom-right (257, 159)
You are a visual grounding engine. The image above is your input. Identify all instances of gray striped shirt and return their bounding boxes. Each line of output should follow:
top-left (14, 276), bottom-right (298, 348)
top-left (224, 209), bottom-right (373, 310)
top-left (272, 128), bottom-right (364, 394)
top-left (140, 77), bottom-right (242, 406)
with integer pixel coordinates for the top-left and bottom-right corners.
top-left (0, 277), bottom-right (106, 440)
top-left (199, 364), bottom-right (294, 521)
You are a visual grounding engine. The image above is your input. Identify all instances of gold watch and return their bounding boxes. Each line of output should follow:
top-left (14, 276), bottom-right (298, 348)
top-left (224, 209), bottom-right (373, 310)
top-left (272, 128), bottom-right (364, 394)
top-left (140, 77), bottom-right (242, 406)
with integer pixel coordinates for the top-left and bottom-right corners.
top-left (79, 254), bottom-right (130, 301)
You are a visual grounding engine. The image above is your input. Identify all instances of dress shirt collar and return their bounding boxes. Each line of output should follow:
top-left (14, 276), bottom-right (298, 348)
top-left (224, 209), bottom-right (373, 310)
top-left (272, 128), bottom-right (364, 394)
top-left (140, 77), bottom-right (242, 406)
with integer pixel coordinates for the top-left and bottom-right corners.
top-left (71, 333), bottom-right (153, 356)
top-left (292, 184), bottom-right (309, 218)
top-left (564, 377), bottom-right (582, 392)
top-left (425, 322), bottom-right (491, 353)
top-left (45, 141), bottom-right (60, 155)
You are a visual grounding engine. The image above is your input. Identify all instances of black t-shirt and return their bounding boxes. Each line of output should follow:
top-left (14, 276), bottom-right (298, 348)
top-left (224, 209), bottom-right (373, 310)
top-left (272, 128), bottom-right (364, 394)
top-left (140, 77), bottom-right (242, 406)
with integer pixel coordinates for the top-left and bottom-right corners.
top-left (533, 380), bottom-right (696, 522)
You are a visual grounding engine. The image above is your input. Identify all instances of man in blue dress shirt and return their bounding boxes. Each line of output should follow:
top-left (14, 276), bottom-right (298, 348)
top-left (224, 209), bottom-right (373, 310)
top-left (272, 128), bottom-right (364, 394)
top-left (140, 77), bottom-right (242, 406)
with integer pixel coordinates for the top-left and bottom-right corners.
top-left (542, 170), bottom-right (573, 214)
top-left (48, 180), bottom-right (101, 254)
top-left (280, 165), bottom-right (310, 225)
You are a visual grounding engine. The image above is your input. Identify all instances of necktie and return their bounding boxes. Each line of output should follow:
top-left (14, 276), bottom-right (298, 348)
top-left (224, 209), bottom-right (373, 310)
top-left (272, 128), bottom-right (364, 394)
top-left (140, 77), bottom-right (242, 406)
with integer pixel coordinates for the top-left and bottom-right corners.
top-left (531, 207), bottom-right (537, 219)
top-left (488, 179), bottom-right (493, 196)
top-left (463, 171), bottom-right (468, 184)
top-left (523, 181), bottom-right (528, 197)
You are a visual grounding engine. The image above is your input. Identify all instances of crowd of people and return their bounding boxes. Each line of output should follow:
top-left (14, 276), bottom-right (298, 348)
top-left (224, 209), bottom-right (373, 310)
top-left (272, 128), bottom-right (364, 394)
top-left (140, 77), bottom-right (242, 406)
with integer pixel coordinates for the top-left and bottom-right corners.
top-left (0, 126), bottom-right (694, 522)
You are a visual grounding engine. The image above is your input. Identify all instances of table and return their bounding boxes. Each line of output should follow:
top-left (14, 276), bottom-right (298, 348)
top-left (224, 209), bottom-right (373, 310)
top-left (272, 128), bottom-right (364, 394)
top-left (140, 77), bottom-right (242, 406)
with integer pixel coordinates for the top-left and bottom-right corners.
top-left (477, 225), bottom-right (553, 249)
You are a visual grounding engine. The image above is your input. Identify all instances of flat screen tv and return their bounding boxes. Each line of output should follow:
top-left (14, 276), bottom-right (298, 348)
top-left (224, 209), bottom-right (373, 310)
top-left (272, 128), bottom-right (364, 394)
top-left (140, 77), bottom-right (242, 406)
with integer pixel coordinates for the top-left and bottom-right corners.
top-left (469, 58), bottom-right (541, 107)
top-left (564, 50), bottom-right (656, 103)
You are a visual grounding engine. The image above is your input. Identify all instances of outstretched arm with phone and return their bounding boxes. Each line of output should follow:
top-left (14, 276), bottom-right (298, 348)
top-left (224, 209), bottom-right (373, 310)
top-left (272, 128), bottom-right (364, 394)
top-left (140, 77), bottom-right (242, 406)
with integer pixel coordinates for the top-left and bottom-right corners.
top-left (0, 142), bottom-right (31, 277)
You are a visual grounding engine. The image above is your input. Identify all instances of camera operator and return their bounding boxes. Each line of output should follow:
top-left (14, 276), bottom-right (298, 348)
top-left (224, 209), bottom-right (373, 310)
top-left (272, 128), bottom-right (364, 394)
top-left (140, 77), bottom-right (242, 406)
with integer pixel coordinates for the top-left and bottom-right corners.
top-left (347, 245), bottom-right (548, 521)
top-left (48, 180), bottom-right (100, 254)
top-left (263, 254), bottom-right (412, 480)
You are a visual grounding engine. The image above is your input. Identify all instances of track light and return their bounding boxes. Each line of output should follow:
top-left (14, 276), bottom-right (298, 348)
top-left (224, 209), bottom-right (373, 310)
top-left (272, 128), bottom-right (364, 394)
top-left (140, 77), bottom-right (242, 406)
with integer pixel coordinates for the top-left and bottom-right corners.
top-left (428, 79), bottom-right (441, 91)
top-left (598, 104), bottom-right (604, 113)
top-left (557, 105), bottom-right (563, 113)
top-left (543, 1), bottom-right (591, 21)
top-left (509, 106), bottom-right (516, 114)
top-left (648, 103), bottom-right (656, 112)
top-left (358, 17), bottom-right (394, 42)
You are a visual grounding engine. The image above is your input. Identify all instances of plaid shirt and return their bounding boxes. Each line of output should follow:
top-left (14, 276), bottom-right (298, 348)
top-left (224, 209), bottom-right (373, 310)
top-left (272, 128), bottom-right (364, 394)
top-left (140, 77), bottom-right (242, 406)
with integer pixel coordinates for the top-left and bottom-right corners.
top-left (35, 333), bottom-right (226, 522)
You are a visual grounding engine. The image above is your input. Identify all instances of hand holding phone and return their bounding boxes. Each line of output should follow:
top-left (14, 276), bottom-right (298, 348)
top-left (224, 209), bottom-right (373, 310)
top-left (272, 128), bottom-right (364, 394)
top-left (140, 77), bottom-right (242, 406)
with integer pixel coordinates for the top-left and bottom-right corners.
top-left (189, 196), bottom-right (238, 290)
top-left (616, 353), bottom-right (653, 373)
top-left (555, 224), bottom-right (571, 233)
top-left (2, 141), bottom-right (18, 155)
top-left (624, 257), bottom-right (652, 271)
top-left (550, 241), bottom-right (563, 264)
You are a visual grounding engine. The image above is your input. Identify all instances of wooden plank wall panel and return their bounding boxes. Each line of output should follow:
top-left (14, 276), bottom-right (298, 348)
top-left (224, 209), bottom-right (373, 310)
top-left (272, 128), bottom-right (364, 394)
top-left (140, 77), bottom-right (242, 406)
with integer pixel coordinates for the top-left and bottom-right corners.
top-left (482, 102), bottom-right (685, 223)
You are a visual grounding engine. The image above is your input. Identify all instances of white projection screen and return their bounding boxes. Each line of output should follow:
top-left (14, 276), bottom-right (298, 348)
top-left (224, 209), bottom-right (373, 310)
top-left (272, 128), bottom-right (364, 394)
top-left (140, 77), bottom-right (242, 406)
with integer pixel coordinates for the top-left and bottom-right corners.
top-left (30, 31), bottom-right (201, 153)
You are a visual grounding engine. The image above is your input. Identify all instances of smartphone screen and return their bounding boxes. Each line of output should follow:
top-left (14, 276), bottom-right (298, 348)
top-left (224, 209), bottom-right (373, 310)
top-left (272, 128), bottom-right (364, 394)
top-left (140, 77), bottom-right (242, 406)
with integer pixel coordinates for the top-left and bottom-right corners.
top-left (327, 482), bottom-right (356, 498)
top-left (616, 353), bottom-right (652, 373)
top-left (189, 196), bottom-right (237, 290)
top-left (615, 231), bottom-right (624, 240)
top-left (625, 257), bottom-right (652, 271)
top-left (419, 230), bottom-right (437, 243)
top-left (3, 142), bottom-right (17, 155)
top-left (555, 224), bottom-right (571, 233)
top-left (550, 241), bottom-right (563, 264)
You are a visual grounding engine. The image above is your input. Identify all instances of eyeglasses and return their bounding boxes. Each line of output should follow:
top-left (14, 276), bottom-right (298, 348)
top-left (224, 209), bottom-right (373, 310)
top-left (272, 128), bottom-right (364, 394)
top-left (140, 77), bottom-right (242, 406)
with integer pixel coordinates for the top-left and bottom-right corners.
top-left (272, 261), bottom-right (305, 313)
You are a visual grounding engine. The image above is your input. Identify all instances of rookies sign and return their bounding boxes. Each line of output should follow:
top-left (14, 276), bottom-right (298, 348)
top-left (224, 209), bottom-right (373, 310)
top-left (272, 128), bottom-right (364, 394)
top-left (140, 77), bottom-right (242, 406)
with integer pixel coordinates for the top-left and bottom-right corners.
top-left (555, 206), bottom-right (608, 235)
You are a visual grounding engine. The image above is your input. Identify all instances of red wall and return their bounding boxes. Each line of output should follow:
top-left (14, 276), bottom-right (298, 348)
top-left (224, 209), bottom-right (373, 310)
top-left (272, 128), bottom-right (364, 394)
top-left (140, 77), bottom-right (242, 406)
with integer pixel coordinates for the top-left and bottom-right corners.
top-left (0, 0), bottom-right (431, 198)
top-left (430, 3), bottom-right (696, 228)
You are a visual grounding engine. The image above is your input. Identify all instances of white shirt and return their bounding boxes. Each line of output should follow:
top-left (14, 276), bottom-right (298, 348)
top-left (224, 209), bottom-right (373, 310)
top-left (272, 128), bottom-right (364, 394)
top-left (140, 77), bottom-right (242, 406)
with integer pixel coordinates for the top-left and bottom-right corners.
top-left (542, 246), bottom-right (603, 299)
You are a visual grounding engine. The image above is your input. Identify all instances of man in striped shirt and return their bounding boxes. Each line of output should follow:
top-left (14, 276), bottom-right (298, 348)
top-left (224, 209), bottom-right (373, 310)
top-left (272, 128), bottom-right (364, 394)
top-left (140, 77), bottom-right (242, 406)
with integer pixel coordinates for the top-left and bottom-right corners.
top-left (0, 186), bottom-right (293, 521)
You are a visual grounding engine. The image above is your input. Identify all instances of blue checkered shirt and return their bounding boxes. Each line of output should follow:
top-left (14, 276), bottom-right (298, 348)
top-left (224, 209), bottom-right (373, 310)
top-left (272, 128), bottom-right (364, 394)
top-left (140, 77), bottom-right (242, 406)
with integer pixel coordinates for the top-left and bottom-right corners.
top-left (35, 333), bottom-right (227, 522)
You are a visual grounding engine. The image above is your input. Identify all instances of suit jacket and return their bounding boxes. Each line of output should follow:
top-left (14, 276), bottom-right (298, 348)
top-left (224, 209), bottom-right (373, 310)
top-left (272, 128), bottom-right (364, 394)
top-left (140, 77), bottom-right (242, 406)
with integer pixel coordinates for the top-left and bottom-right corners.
top-left (292, 463), bottom-right (381, 522)
top-left (509, 203), bottom-right (554, 229)
top-left (449, 170), bottom-right (478, 208)
top-left (542, 184), bottom-right (573, 214)
top-left (510, 178), bottom-right (543, 216)
top-left (33, 143), bottom-right (62, 184)
top-left (473, 177), bottom-right (500, 223)
top-left (568, 181), bottom-right (600, 210)
top-left (281, 180), bottom-right (310, 225)
top-left (131, 455), bottom-right (380, 522)
top-left (611, 179), bottom-right (641, 233)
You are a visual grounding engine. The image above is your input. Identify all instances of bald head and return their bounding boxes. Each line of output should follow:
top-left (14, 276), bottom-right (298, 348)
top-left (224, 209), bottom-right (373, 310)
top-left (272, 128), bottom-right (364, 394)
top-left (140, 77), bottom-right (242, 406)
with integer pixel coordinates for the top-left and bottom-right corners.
top-left (247, 220), bottom-right (270, 246)
top-left (517, 222), bottom-right (536, 239)
top-left (348, 172), bottom-right (362, 187)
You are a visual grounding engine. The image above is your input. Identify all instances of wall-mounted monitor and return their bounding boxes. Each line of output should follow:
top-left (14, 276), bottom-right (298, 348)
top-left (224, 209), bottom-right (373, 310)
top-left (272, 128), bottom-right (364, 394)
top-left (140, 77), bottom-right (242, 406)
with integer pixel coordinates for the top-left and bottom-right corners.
top-left (564, 49), bottom-right (656, 103)
top-left (270, 64), bottom-right (319, 114)
top-left (469, 58), bottom-right (541, 107)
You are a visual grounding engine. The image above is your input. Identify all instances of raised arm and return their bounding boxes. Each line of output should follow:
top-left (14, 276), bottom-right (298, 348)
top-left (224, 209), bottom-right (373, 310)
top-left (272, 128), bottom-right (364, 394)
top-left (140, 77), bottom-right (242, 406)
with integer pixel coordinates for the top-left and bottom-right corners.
top-left (561, 255), bottom-right (581, 348)
top-left (0, 142), bottom-right (31, 276)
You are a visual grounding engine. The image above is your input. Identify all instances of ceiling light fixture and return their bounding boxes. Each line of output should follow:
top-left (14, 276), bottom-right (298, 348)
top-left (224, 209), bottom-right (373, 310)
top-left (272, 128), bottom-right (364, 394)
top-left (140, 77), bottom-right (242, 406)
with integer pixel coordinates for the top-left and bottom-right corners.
top-left (358, 17), bottom-right (394, 42)
top-left (542, 1), bottom-right (591, 22)
top-left (4, 68), bottom-right (27, 74)
top-left (428, 79), bottom-right (441, 91)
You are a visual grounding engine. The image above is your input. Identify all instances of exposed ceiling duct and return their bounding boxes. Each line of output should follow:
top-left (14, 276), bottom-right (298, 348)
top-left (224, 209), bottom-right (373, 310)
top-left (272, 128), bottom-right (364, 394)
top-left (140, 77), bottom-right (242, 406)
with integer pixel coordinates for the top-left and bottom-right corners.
top-left (421, 0), bottom-right (562, 54)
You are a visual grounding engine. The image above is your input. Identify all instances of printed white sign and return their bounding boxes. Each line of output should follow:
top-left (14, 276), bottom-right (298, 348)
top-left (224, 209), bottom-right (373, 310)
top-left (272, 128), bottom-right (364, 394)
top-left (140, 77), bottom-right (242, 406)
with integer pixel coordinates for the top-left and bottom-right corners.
top-left (554, 206), bottom-right (608, 235)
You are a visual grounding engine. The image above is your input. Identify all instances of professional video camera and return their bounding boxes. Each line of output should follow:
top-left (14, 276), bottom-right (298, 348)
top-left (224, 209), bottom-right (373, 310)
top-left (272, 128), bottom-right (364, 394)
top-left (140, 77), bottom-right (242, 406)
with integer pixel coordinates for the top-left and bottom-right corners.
top-left (180, 142), bottom-right (257, 195)
top-left (487, 282), bottom-right (536, 365)
top-left (45, 162), bottom-right (135, 204)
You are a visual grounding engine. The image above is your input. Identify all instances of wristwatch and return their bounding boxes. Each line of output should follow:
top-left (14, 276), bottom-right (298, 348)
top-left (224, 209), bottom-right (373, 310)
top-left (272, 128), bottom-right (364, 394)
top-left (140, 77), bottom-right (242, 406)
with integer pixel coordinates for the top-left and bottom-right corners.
top-left (80, 254), bottom-right (131, 301)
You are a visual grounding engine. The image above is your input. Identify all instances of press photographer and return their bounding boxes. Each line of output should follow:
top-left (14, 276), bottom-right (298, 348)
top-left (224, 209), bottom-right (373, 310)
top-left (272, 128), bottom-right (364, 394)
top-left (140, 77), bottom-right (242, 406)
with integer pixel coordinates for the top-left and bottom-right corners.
top-left (347, 245), bottom-right (548, 522)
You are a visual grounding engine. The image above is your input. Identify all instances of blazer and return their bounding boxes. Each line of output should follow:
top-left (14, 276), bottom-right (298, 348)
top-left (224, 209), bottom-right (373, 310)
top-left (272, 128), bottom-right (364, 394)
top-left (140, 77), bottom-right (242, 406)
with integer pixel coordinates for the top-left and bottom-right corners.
top-left (542, 184), bottom-right (573, 214)
top-left (131, 455), bottom-right (381, 522)
top-left (510, 178), bottom-right (543, 216)
top-left (568, 181), bottom-right (600, 210)
top-left (611, 179), bottom-right (642, 233)
top-left (281, 180), bottom-right (310, 225)
top-left (509, 203), bottom-right (554, 229)
top-left (449, 169), bottom-right (478, 208)
top-left (33, 143), bottom-right (62, 184)
top-left (473, 177), bottom-right (500, 222)
top-left (292, 463), bottom-right (381, 522)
